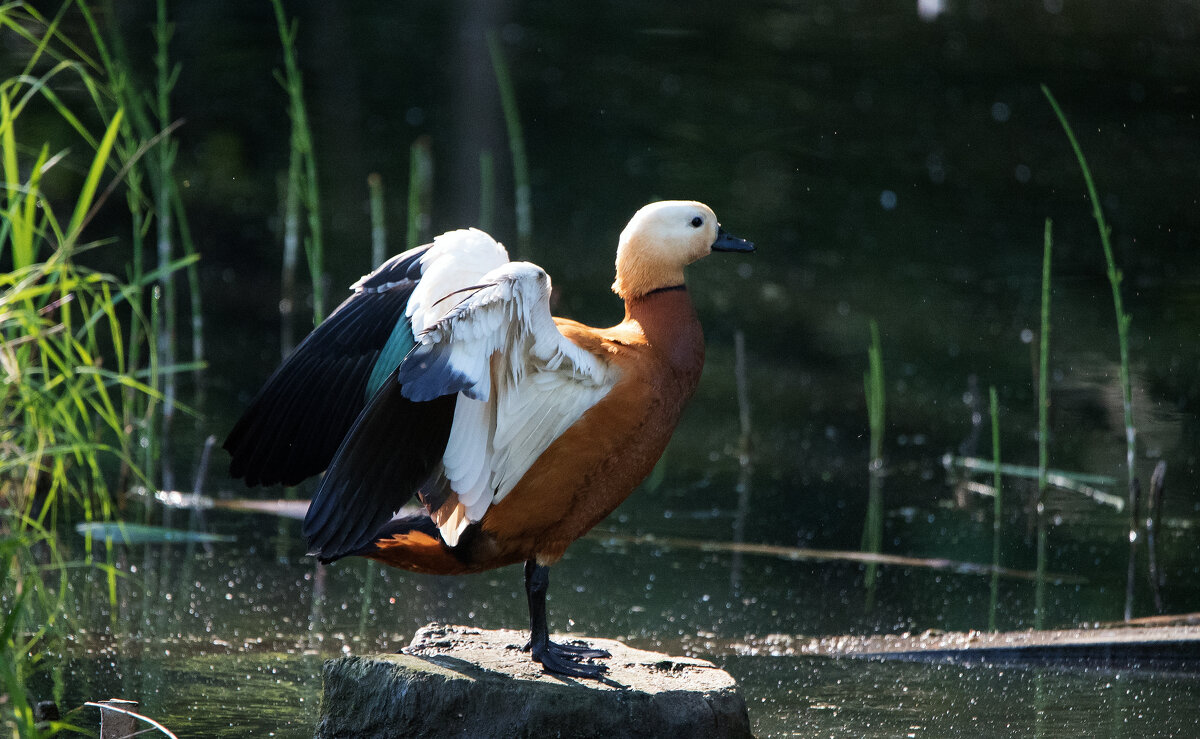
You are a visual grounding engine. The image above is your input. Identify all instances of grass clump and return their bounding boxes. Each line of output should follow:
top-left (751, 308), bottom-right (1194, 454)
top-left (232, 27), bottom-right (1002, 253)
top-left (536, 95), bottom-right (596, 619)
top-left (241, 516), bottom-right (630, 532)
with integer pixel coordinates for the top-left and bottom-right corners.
top-left (1, 2), bottom-right (195, 733)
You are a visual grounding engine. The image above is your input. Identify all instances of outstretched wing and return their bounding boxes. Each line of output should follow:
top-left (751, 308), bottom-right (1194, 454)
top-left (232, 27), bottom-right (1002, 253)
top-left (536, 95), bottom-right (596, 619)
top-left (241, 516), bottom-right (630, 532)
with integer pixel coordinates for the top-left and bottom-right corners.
top-left (397, 262), bottom-right (618, 546)
top-left (224, 229), bottom-right (508, 487)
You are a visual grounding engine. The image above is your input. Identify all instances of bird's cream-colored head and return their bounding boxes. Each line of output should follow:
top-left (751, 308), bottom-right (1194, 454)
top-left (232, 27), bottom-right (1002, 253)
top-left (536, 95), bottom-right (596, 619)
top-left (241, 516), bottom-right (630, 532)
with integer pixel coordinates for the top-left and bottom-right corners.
top-left (611, 201), bottom-right (752, 300)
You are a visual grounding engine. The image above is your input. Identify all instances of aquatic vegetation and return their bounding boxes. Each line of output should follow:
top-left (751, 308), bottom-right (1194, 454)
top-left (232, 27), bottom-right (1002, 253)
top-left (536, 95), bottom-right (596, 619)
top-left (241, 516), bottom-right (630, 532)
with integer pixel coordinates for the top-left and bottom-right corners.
top-left (1035, 218), bottom-right (1053, 629)
top-left (367, 172), bottom-right (387, 269)
top-left (406, 137), bottom-right (434, 251)
top-left (1043, 86), bottom-right (1141, 620)
top-left (75, 0), bottom-right (204, 490)
top-left (0, 2), bottom-right (195, 733)
top-left (486, 29), bottom-right (532, 259)
top-left (988, 385), bottom-right (1001, 632)
top-left (271, 0), bottom-right (326, 351)
top-left (861, 319), bottom-right (884, 607)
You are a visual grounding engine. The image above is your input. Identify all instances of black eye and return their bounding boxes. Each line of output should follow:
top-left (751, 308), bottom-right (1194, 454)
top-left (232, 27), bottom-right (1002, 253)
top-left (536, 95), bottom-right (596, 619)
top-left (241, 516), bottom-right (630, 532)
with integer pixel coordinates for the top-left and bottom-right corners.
top-left (690, 216), bottom-right (703, 228)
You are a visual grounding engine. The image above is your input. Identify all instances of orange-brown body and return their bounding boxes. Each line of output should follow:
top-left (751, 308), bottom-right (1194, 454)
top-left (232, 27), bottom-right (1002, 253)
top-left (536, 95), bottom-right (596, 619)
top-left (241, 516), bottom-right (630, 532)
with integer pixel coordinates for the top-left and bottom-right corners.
top-left (366, 287), bottom-right (704, 575)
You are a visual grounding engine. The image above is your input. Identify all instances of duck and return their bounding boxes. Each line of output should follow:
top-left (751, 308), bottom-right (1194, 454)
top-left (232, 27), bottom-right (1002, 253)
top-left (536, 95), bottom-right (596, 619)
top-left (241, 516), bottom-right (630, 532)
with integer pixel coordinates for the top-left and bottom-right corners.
top-left (224, 200), bottom-right (754, 678)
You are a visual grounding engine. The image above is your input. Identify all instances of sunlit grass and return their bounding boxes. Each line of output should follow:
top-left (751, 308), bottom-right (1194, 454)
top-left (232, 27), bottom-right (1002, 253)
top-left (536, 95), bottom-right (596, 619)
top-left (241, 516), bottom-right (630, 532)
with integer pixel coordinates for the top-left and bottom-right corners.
top-left (1, 2), bottom-right (196, 733)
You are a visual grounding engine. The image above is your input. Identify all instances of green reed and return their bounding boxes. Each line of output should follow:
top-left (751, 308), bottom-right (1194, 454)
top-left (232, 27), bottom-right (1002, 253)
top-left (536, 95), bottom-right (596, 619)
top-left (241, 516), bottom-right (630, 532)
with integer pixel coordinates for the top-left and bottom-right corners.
top-left (368, 173), bottom-right (386, 268)
top-left (1042, 86), bottom-right (1139, 620)
top-left (269, 0), bottom-right (316, 537)
top-left (486, 30), bottom-right (531, 258)
top-left (80, 0), bottom-right (206, 491)
top-left (1, 3), bottom-right (194, 732)
top-left (361, 174), bottom-right (386, 596)
top-left (1, 516), bottom-right (78, 737)
top-left (988, 385), bottom-right (1002, 631)
top-left (861, 319), bottom-right (885, 608)
top-left (407, 137), bottom-right (433, 251)
top-left (1034, 218), bottom-right (1052, 629)
top-left (272, 0), bottom-right (325, 325)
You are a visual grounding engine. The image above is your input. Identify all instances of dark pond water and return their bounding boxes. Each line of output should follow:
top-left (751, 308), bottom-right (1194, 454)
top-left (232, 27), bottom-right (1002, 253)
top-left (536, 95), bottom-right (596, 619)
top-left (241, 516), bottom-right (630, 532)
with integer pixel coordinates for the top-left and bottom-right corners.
top-left (25, 0), bottom-right (1200, 735)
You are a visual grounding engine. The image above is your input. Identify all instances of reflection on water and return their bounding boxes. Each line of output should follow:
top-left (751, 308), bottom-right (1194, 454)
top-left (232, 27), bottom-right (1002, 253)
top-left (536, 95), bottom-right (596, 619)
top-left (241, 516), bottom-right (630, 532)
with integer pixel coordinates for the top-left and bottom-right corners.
top-left (49, 535), bottom-right (1200, 734)
top-left (25, 0), bottom-right (1200, 735)
top-left (49, 528), bottom-right (1200, 736)
top-left (735, 656), bottom-right (1200, 738)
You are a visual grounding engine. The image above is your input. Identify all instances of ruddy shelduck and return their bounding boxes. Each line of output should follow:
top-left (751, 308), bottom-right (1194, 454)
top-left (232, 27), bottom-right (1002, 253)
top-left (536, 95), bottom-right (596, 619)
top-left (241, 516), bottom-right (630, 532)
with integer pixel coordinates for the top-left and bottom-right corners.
top-left (225, 200), bottom-right (754, 677)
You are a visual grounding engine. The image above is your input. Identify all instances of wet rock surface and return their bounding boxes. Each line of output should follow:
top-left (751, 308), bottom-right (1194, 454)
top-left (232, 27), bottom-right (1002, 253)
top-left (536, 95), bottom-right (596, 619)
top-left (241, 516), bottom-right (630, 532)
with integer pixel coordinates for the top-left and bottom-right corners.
top-left (314, 623), bottom-right (753, 738)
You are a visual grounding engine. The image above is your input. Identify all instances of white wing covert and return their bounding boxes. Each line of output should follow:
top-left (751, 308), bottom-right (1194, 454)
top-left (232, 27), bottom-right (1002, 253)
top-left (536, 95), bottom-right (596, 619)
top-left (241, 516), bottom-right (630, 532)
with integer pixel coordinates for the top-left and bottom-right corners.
top-left (396, 262), bottom-right (617, 546)
top-left (406, 228), bottom-right (510, 333)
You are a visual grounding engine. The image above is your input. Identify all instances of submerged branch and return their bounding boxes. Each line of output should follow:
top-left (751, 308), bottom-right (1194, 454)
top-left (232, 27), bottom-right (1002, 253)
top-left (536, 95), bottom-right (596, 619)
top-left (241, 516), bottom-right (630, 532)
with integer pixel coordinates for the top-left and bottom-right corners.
top-left (595, 531), bottom-right (1087, 585)
top-left (943, 454), bottom-right (1124, 510)
top-left (85, 701), bottom-right (178, 739)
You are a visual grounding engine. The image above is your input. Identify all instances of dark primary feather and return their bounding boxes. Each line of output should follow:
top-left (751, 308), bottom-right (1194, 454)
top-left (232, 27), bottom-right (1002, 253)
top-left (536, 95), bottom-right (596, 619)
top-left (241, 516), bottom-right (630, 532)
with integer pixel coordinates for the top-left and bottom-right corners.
top-left (224, 246), bottom-right (429, 487)
top-left (302, 375), bottom-right (457, 561)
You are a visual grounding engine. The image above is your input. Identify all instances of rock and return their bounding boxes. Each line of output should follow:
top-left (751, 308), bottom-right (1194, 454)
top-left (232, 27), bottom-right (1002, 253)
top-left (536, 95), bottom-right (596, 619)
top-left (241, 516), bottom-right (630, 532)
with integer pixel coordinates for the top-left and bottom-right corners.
top-left (314, 623), bottom-right (753, 738)
top-left (95, 699), bottom-right (139, 739)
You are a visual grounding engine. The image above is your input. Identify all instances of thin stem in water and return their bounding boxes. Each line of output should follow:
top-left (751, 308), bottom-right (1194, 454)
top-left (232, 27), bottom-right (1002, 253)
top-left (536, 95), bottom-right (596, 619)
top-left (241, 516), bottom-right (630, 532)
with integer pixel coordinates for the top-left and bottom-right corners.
top-left (989, 385), bottom-right (1002, 632)
top-left (1042, 85), bottom-right (1138, 620)
top-left (1035, 217), bottom-right (1052, 629)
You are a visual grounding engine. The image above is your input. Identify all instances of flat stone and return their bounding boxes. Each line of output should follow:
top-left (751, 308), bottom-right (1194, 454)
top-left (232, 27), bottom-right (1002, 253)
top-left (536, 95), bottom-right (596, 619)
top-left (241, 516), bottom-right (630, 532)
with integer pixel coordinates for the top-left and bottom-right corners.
top-left (314, 623), bottom-right (753, 738)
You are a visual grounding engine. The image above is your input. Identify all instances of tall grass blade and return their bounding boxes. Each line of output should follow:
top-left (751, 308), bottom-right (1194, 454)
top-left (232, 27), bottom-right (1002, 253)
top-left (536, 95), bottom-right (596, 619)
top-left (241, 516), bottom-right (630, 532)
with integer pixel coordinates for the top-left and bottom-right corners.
top-left (65, 107), bottom-right (123, 243)
top-left (406, 136), bottom-right (433, 251)
top-left (279, 165), bottom-right (300, 358)
top-left (1146, 460), bottom-right (1166, 613)
top-left (1042, 85), bottom-right (1138, 620)
top-left (988, 385), bottom-right (1002, 631)
top-left (730, 329), bottom-right (753, 594)
top-left (861, 319), bottom-right (885, 610)
top-left (272, 0), bottom-right (325, 323)
top-left (0, 8), bottom-right (197, 730)
top-left (367, 172), bottom-right (386, 268)
top-left (1035, 217), bottom-right (1052, 629)
top-left (168, 183), bottom-right (204, 390)
top-left (486, 29), bottom-right (531, 258)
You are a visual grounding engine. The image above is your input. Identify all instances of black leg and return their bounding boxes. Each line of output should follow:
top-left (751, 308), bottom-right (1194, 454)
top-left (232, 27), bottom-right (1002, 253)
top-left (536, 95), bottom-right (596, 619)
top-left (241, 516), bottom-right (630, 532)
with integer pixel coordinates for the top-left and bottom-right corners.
top-left (523, 559), bottom-right (609, 678)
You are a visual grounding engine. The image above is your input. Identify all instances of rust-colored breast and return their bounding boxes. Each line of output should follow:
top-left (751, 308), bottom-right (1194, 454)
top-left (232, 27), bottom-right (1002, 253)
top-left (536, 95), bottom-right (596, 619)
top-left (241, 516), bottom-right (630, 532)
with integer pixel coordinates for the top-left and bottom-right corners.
top-left (477, 287), bottom-right (705, 566)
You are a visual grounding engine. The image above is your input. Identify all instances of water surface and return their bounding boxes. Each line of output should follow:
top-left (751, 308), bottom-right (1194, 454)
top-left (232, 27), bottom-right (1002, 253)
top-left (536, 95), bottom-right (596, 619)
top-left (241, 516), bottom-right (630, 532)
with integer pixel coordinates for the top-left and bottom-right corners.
top-left (27, 0), bottom-right (1200, 735)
